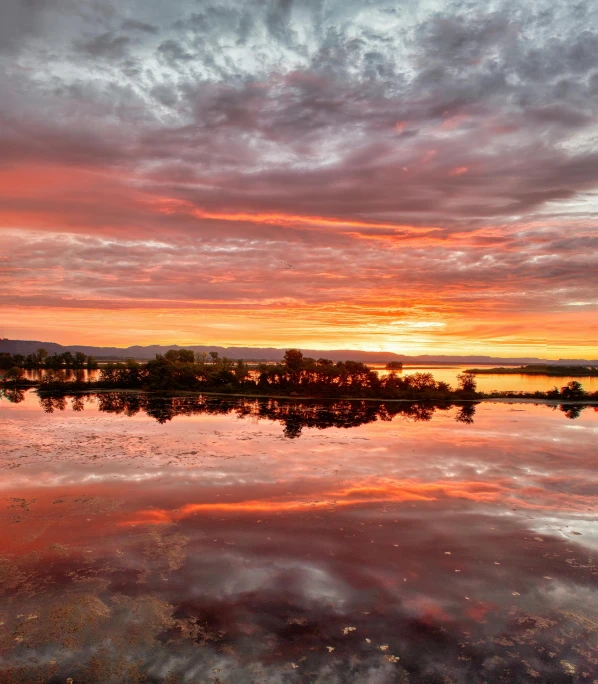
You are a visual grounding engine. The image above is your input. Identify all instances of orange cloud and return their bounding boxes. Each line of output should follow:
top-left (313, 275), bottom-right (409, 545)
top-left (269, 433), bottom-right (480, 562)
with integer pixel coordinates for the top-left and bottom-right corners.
top-left (117, 479), bottom-right (516, 526)
top-left (190, 208), bottom-right (439, 235)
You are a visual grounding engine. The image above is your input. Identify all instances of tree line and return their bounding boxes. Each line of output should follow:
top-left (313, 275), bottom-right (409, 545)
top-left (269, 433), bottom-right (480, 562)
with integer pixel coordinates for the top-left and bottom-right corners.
top-left (0, 348), bottom-right (98, 379)
top-left (2, 347), bottom-right (596, 403)
top-left (466, 364), bottom-right (598, 377)
top-left (35, 348), bottom-right (480, 400)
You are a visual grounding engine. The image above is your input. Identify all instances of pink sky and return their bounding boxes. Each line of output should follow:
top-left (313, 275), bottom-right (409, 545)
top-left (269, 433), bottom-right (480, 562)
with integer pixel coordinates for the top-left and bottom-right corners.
top-left (1, 0), bottom-right (597, 357)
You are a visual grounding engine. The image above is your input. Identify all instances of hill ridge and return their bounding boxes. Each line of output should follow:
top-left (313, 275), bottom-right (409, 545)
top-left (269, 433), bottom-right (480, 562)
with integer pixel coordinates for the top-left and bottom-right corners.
top-left (1, 339), bottom-right (596, 366)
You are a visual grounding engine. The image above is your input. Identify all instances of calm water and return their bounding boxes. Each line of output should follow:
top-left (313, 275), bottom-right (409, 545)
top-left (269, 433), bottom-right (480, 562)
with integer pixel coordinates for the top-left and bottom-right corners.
top-left (372, 365), bottom-right (598, 394)
top-left (1, 391), bottom-right (597, 683)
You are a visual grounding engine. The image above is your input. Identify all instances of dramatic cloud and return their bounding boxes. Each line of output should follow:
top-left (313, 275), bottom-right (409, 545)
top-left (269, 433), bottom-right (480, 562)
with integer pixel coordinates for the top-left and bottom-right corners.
top-left (1, 0), bottom-right (597, 354)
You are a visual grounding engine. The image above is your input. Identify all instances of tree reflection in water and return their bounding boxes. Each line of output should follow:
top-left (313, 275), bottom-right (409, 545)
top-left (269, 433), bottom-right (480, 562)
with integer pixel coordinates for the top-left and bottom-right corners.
top-left (1, 389), bottom-right (590, 429)
top-left (30, 392), bottom-right (477, 434)
top-left (0, 388), bottom-right (26, 403)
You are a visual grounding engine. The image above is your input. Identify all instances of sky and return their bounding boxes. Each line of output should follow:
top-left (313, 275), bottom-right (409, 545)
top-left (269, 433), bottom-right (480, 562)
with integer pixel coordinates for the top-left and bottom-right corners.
top-left (1, 0), bottom-right (597, 357)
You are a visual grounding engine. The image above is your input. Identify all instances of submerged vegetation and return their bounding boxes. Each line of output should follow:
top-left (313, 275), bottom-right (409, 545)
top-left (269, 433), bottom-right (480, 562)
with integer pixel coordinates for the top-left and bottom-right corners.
top-left (1, 348), bottom-right (597, 403)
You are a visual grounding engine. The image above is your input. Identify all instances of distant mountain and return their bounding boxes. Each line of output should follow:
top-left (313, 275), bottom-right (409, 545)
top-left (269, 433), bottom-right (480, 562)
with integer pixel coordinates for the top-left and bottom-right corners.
top-left (1, 339), bottom-right (596, 366)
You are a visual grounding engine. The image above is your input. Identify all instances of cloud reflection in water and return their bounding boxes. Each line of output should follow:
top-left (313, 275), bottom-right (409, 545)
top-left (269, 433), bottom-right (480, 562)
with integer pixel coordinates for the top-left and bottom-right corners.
top-left (0, 393), bottom-right (597, 682)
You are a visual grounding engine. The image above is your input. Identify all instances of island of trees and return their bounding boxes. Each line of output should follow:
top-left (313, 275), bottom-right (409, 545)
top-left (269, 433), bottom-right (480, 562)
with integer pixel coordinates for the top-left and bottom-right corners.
top-left (1, 348), bottom-right (478, 399)
top-left (385, 361), bottom-right (403, 370)
top-left (466, 364), bottom-right (598, 376)
top-left (1, 348), bottom-right (596, 404)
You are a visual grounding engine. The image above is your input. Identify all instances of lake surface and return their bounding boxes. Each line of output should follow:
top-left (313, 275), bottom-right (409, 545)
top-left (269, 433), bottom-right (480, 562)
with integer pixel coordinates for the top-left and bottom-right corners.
top-left (371, 365), bottom-right (598, 394)
top-left (1, 391), bottom-right (597, 683)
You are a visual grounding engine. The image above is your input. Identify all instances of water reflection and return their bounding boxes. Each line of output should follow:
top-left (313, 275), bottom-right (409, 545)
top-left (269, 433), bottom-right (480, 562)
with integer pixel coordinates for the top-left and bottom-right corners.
top-left (1, 395), bottom-right (597, 683)
top-left (2, 388), bottom-right (592, 430)
top-left (1, 387), bottom-right (26, 403)
top-left (373, 364), bottom-right (598, 394)
top-left (22, 368), bottom-right (100, 383)
top-left (13, 390), bottom-right (480, 433)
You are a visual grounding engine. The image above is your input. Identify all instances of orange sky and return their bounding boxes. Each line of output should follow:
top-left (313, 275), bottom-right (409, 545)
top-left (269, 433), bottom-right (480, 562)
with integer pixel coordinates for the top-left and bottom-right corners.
top-left (1, 161), bottom-right (597, 357)
top-left (1, 1), bottom-right (597, 358)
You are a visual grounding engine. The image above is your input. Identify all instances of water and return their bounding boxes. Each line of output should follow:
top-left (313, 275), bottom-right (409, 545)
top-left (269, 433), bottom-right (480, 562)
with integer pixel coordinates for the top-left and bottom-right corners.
top-left (22, 368), bottom-right (100, 382)
top-left (1, 391), bottom-right (597, 683)
top-left (372, 364), bottom-right (598, 394)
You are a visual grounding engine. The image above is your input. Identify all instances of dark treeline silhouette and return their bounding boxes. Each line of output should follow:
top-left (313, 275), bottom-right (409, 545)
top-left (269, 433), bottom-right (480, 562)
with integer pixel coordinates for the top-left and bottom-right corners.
top-left (2, 348), bottom-right (597, 403)
top-left (467, 364), bottom-right (598, 377)
top-left (0, 348), bottom-right (98, 378)
top-left (35, 348), bottom-right (480, 400)
top-left (489, 379), bottom-right (595, 401)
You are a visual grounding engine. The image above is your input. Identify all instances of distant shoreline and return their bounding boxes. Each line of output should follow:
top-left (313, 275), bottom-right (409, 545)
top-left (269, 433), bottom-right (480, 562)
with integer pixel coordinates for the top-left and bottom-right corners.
top-left (2, 338), bottom-right (597, 366)
top-left (466, 364), bottom-right (598, 377)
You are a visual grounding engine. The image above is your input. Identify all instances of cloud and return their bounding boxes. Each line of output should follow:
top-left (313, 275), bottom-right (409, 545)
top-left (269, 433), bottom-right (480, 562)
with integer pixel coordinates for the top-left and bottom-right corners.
top-left (121, 18), bottom-right (158, 34)
top-left (0, 0), bottom-right (597, 352)
top-left (74, 32), bottom-right (132, 60)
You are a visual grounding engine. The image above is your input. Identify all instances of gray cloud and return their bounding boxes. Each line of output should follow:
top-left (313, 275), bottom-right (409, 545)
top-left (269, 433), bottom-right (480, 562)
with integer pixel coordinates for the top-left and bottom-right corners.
top-left (1, 0), bottom-right (597, 343)
top-left (121, 18), bottom-right (158, 34)
top-left (74, 32), bottom-right (132, 60)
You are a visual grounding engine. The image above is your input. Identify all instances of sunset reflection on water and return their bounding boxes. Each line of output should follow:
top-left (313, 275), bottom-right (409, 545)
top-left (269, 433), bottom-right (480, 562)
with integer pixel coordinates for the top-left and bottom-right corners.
top-left (1, 391), bottom-right (597, 683)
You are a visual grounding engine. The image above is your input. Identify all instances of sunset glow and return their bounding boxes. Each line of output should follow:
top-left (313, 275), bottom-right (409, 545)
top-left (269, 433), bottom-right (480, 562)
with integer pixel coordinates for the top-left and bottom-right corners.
top-left (1, 1), bottom-right (597, 356)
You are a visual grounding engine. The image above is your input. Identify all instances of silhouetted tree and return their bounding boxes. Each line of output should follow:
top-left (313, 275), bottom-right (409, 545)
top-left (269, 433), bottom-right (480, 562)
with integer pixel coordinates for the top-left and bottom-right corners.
top-left (560, 380), bottom-right (585, 400)
top-left (45, 354), bottom-right (63, 370)
top-left (284, 349), bottom-right (304, 376)
top-left (73, 352), bottom-right (87, 369)
top-left (164, 349), bottom-right (195, 363)
top-left (12, 354), bottom-right (25, 367)
top-left (234, 359), bottom-right (250, 383)
top-left (61, 351), bottom-right (74, 369)
top-left (36, 348), bottom-right (49, 367)
top-left (457, 372), bottom-right (477, 394)
top-left (178, 349), bottom-right (195, 363)
top-left (5, 367), bottom-right (25, 383)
